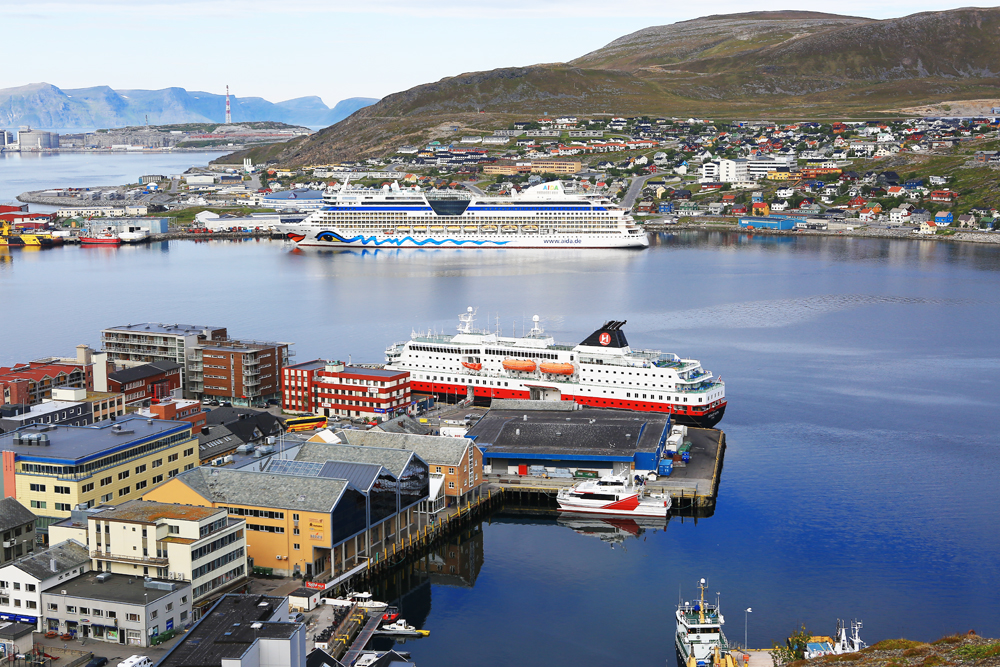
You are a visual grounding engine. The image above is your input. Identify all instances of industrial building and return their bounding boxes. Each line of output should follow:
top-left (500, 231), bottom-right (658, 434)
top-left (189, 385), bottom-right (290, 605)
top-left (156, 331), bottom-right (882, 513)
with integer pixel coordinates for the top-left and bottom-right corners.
top-left (738, 216), bottom-right (798, 230)
top-left (466, 401), bottom-right (673, 477)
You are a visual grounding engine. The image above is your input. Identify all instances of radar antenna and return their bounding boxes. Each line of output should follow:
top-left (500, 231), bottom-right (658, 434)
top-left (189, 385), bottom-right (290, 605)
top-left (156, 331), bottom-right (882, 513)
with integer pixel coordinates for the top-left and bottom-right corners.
top-left (457, 307), bottom-right (477, 334)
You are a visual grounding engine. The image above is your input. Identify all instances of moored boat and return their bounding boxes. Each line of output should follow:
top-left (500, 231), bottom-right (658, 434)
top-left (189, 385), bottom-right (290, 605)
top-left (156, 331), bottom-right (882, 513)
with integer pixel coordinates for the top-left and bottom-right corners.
top-left (556, 473), bottom-right (670, 517)
top-left (81, 227), bottom-right (122, 245)
top-left (119, 226), bottom-right (150, 243)
top-left (676, 578), bottom-right (731, 667)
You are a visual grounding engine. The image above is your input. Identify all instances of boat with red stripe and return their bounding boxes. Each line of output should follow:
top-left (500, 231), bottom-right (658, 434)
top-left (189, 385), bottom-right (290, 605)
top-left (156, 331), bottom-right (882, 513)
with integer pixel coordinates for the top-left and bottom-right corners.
top-left (556, 473), bottom-right (671, 517)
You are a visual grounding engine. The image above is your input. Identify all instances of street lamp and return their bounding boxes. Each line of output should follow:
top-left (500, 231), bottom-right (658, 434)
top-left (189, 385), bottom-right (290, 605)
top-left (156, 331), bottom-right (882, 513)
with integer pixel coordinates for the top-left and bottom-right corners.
top-left (745, 607), bottom-right (753, 650)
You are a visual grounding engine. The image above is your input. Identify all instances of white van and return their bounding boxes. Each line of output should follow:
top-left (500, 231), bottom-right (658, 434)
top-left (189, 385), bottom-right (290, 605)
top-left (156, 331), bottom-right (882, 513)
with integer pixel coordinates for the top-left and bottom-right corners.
top-left (118, 656), bottom-right (153, 667)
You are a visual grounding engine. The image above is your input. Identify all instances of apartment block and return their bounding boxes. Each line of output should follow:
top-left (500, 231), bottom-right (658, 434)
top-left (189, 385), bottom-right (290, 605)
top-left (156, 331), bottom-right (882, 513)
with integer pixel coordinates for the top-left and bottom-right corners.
top-left (282, 361), bottom-right (410, 420)
top-left (190, 339), bottom-right (289, 407)
top-left (0, 540), bottom-right (90, 629)
top-left (48, 500), bottom-right (247, 606)
top-left (0, 416), bottom-right (199, 529)
top-left (0, 345), bottom-right (99, 406)
top-left (0, 498), bottom-right (37, 566)
top-left (101, 323), bottom-right (227, 391)
top-left (106, 361), bottom-right (182, 405)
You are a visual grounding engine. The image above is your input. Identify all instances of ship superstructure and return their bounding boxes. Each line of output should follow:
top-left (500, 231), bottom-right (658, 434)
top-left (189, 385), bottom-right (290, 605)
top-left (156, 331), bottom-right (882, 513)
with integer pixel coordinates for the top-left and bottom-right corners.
top-left (276, 180), bottom-right (649, 249)
top-left (385, 308), bottom-right (726, 428)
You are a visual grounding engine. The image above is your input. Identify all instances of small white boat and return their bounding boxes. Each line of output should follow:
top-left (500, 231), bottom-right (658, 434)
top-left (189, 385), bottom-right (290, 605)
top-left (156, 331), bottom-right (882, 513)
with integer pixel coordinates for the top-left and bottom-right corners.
top-left (556, 473), bottom-right (670, 517)
top-left (331, 591), bottom-right (388, 611)
top-left (119, 226), bottom-right (150, 243)
top-left (376, 618), bottom-right (429, 637)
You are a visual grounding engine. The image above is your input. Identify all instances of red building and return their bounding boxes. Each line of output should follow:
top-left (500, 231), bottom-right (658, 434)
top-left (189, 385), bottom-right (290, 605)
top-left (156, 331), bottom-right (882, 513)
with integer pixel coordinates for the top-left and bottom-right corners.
top-left (283, 360), bottom-right (410, 420)
top-left (138, 397), bottom-right (206, 434)
top-left (1, 353), bottom-right (94, 406)
top-left (106, 360), bottom-right (182, 405)
top-left (930, 190), bottom-right (958, 203)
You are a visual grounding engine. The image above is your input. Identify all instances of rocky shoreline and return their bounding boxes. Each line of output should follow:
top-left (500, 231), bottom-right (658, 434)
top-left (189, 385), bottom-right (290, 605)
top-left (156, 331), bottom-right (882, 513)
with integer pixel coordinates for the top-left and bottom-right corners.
top-left (644, 222), bottom-right (1000, 245)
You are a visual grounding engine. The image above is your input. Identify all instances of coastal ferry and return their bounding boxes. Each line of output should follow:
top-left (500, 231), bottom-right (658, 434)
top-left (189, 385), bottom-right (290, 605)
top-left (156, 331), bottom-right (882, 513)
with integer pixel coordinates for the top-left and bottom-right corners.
top-left (275, 180), bottom-right (649, 249)
top-left (677, 579), bottom-right (733, 667)
top-left (384, 308), bottom-right (726, 428)
top-left (557, 474), bottom-right (671, 517)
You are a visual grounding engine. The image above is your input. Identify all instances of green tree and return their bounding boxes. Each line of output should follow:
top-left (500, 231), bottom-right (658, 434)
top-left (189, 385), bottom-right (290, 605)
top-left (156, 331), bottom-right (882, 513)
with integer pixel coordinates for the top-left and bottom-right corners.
top-left (771, 625), bottom-right (811, 667)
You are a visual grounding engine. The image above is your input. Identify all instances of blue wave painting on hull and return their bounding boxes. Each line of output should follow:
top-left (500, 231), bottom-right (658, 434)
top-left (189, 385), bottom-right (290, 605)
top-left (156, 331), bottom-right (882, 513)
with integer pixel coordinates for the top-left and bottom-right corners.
top-left (314, 231), bottom-right (512, 247)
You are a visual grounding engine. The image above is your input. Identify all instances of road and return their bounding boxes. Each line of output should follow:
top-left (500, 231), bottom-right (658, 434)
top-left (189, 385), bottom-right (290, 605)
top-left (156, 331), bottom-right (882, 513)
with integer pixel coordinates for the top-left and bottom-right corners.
top-left (461, 182), bottom-right (485, 196)
top-left (622, 171), bottom-right (675, 208)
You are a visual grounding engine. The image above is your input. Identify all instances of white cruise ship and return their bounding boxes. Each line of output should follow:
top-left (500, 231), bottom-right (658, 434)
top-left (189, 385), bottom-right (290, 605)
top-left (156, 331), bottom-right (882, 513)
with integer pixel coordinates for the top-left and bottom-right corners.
top-left (276, 180), bottom-right (648, 249)
top-left (384, 308), bottom-right (727, 428)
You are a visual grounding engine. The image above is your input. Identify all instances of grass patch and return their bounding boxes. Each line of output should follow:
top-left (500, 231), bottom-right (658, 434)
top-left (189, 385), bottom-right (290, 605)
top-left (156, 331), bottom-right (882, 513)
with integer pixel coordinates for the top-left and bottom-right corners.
top-left (921, 655), bottom-right (946, 667)
top-left (902, 646), bottom-right (932, 657)
top-left (954, 643), bottom-right (1000, 660)
top-left (868, 640), bottom-right (926, 652)
top-left (932, 636), bottom-right (966, 646)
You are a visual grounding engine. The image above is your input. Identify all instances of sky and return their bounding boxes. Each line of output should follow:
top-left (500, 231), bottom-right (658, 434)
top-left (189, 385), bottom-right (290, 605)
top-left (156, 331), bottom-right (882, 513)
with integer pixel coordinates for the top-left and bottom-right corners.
top-left (2, 0), bottom-right (995, 106)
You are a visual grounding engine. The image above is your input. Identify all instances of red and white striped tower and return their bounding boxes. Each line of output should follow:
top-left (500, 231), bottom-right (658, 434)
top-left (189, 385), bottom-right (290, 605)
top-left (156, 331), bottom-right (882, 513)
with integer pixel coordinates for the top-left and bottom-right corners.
top-left (225, 85), bottom-right (232, 124)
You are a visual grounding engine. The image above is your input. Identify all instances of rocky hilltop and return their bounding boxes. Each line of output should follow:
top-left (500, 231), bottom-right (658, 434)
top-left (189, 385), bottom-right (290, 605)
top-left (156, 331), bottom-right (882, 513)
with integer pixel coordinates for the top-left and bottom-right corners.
top-left (224, 8), bottom-right (1000, 165)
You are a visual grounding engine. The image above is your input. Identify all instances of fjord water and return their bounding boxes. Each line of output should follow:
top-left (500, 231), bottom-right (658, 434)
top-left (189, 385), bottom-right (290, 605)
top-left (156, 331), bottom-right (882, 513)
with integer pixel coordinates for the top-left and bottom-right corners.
top-left (2, 233), bottom-right (999, 664)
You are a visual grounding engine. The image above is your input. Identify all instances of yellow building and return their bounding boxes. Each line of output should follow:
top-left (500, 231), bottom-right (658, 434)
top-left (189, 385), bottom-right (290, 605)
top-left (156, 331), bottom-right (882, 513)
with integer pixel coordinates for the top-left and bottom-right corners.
top-left (145, 443), bottom-right (430, 583)
top-left (0, 416), bottom-right (199, 531)
top-left (48, 499), bottom-right (247, 606)
top-left (766, 170), bottom-right (793, 180)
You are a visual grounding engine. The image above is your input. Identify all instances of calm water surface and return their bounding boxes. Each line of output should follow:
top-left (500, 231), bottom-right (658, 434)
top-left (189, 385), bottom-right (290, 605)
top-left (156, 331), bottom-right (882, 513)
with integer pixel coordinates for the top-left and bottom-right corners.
top-left (2, 228), bottom-right (999, 664)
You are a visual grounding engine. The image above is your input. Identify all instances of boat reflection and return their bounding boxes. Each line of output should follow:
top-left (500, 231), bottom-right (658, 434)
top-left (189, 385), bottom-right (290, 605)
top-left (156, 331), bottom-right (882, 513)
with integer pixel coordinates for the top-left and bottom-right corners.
top-left (556, 512), bottom-right (669, 549)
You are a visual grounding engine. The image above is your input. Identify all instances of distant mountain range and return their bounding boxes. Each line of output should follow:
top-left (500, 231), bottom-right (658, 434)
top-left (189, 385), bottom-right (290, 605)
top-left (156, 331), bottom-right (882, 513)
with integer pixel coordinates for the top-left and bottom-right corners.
top-left (228, 7), bottom-right (1000, 166)
top-left (0, 83), bottom-right (378, 130)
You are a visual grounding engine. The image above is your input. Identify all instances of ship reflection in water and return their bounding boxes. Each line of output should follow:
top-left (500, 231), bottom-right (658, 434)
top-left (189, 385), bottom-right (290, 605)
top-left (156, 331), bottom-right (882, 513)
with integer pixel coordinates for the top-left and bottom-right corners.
top-left (556, 512), bottom-right (669, 549)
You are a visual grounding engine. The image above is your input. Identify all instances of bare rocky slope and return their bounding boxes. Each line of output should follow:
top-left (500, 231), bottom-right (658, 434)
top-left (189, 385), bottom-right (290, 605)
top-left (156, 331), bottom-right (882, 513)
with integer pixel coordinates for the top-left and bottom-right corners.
top-left (223, 8), bottom-right (1000, 166)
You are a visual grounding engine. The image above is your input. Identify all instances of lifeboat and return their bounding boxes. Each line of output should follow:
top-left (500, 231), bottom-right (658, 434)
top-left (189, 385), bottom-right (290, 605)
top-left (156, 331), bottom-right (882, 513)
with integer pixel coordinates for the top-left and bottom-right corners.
top-left (523, 225), bottom-right (539, 232)
top-left (502, 359), bottom-right (537, 372)
top-left (501, 225), bottom-right (517, 233)
top-left (396, 227), bottom-right (411, 233)
top-left (539, 362), bottom-right (574, 375)
top-left (461, 361), bottom-right (482, 371)
top-left (430, 226), bottom-right (445, 231)
top-left (447, 226), bottom-right (461, 231)
top-left (481, 225), bottom-right (498, 232)
top-left (463, 226), bottom-right (478, 231)
top-left (412, 226), bottom-right (427, 231)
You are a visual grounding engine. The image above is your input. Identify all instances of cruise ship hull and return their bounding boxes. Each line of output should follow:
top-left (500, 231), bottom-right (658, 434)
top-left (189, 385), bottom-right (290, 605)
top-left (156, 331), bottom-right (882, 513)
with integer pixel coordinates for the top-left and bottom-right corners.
top-left (410, 379), bottom-right (727, 429)
top-left (284, 229), bottom-right (649, 249)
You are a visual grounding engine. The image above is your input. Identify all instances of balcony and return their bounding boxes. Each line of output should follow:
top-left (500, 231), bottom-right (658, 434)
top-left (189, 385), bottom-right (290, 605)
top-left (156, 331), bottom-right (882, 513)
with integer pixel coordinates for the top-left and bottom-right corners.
top-left (91, 550), bottom-right (168, 566)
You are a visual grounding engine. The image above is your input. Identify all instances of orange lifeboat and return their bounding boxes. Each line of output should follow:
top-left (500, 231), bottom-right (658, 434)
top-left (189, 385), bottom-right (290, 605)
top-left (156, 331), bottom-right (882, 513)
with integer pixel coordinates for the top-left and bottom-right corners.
top-left (461, 361), bottom-right (482, 371)
top-left (539, 362), bottom-right (574, 375)
top-left (502, 359), bottom-right (537, 372)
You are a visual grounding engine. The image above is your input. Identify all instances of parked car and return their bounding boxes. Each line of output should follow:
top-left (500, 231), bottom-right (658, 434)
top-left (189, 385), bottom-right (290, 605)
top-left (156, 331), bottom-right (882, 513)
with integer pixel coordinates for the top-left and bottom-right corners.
top-left (85, 658), bottom-right (109, 667)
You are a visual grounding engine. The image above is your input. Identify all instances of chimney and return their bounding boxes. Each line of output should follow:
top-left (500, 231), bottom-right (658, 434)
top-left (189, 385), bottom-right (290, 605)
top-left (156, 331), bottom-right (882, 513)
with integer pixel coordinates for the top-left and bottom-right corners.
top-left (50, 558), bottom-right (58, 573)
top-left (76, 344), bottom-right (93, 365)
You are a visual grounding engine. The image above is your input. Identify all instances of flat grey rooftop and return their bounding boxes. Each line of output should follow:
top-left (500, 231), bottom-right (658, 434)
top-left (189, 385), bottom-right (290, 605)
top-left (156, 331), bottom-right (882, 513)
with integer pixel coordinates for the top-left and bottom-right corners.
top-left (295, 442), bottom-right (417, 478)
top-left (158, 594), bottom-right (294, 667)
top-left (47, 572), bottom-right (188, 605)
top-left (104, 323), bottom-right (223, 336)
top-left (0, 415), bottom-right (191, 463)
top-left (468, 407), bottom-right (668, 458)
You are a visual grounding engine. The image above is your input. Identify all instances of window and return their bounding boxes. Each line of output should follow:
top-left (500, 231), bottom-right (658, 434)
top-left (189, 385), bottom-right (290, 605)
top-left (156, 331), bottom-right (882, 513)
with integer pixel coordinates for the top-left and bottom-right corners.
top-left (135, 464), bottom-right (147, 474)
top-left (101, 493), bottom-right (113, 503)
top-left (448, 468), bottom-right (455, 474)
top-left (180, 610), bottom-right (188, 621)
top-left (13, 600), bottom-right (20, 608)
top-left (135, 480), bottom-right (147, 491)
top-left (152, 459), bottom-right (163, 468)
top-left (82, 483), bottom-right (95, 493)
top-left (118, 470), bottom-right (130, 481)
top-left (0, 598), bottom-right (7, 606)
top-left (435, 466), bottom-right (441, 473)
top-left (184, 448), bottom-right (194, 457)
top-left (293, 543), bottom-right (300, 550)
top-left (66, 605), bottom-right (76, 613)
top-left (55, 503), bottom-right (71, 512)
top-left (92, 608), bottom-right (103, 617)
top-left (183, 463), bottom-right (194, 471)
top-left (48, 603), bottom-right (59, 611)
top-left (54, 486), bottom-right (70, 494)
top-left (168, 453), bottom-right (179, 462)
top-left (169, 525), bottom-right (180, 534)
top-left (118, 486), bottom-right (130, 497)
top-left (292, 514), bottom-right (299, 521)
top-left (181, 596), bottom-right (188, 604)
top-left (29, 483), bottom-right (45, 492)
top-left (107, 611), bottom-right (116, 619)
top-left (168, 469), bottom-right (179, 478)
top-left (150, 610), bottom-right (158, 619)
top-left (166, 602), bottom-right (173, 611)
top-left (25, 584), bottom-right (35, 592)
top-left (126, 613), bottom-right (140, 622)
top-left (79, 607), bottom-right (90, 615)
top-left (448, 482), bottom-right (455, 489)
top-left (101, 476), bottom-right (113, 486)
top-left (30, 501), bottom-right (46, 509)
top-left (293, 528), bottom-right (300, 535)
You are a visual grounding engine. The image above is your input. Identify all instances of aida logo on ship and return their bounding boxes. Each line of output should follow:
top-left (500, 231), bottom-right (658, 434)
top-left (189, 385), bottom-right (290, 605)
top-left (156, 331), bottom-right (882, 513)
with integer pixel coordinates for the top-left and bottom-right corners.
top-left (599, 332), bottom-right (611, 346)
top-left (540, 183), bottom-right (561, 191)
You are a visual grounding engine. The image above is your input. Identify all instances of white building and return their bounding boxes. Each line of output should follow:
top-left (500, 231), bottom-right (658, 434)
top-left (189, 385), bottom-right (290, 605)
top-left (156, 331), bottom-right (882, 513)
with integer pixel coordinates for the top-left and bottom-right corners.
top-left (719, 158), bottom-right (749, 183)
top-left (746, 155), bottom-right (797, 180)
top-left (0, 540), bottom-right (90, 630)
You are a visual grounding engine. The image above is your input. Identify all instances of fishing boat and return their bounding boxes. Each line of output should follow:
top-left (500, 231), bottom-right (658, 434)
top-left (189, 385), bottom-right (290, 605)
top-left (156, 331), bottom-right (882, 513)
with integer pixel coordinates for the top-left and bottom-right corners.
top-left (119, 226), bottom-right (150, 243)
top-left (81, 227), bottom-right (122, 245)
top-left (676, 578), bottom-right (732, 667)
top-left (0, 222), bottom-right (54, 247)
top-left (556, 473), bottom-right (671, 517)
top-left (376, 619), bottom-right (429, 637)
